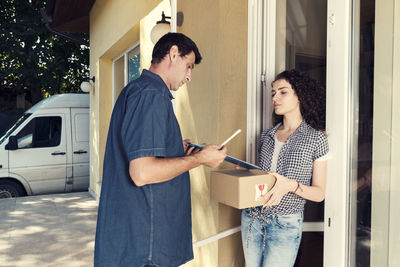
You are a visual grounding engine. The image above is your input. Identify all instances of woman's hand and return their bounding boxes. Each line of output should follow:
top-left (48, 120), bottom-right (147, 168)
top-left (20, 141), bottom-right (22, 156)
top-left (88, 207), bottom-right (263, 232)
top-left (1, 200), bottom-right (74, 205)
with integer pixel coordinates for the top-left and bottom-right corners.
top-left (262, 172), bottom-right (297, 208)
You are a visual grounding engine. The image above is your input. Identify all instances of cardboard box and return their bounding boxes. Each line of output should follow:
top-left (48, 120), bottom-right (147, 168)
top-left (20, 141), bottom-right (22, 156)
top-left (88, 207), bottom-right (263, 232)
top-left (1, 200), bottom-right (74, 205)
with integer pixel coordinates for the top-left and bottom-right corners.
top-left (210, 169), bottom-right (276, 209)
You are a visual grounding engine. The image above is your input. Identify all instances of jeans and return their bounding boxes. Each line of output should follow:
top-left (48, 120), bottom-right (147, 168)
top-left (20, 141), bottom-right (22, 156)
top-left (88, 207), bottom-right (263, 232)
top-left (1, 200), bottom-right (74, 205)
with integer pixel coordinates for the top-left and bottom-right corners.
top-left (241, 209), bottom-right (303, 267)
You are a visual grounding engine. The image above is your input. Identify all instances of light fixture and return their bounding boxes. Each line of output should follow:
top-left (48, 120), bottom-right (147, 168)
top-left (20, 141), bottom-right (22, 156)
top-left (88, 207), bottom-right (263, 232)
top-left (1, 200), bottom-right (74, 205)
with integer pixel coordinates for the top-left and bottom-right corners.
top-left (151, 11), bottom-right (171, 44)
top-left (150, 11), bottom-right (185, 44)
top-left (80, 76), bottom-right (95, 93)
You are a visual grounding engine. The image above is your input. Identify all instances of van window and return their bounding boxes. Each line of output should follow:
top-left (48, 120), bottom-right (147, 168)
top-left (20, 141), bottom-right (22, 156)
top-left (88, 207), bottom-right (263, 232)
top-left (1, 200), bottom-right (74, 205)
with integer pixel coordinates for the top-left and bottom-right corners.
top-left (16, 116), bottom-right (62, 149)
top-left (0, 113), bottom-right (31, 145)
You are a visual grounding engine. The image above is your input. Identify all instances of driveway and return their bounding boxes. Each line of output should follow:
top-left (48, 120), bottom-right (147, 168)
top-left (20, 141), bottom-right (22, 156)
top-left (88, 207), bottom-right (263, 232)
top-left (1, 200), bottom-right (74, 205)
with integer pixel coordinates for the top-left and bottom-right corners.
top-left (0, 192), bottom-right (97, 267)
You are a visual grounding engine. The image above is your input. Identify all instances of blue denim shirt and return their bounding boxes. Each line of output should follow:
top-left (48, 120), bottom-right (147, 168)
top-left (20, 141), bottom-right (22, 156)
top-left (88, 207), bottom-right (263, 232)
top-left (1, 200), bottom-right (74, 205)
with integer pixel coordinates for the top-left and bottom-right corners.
top-left (94, 70), bottom-right (193, 267)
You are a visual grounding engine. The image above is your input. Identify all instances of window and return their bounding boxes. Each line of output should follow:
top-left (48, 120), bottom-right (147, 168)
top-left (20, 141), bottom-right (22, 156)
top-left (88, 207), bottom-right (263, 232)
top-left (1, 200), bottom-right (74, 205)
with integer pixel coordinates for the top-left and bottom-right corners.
top-left (16, 116), bottom-right (62, 149)
top-left (0, 113), bottom-right (31, 145)
top-left (128, 45), bottom-right (141, 82)
top-left (113, 42), bottom-right (140, 104)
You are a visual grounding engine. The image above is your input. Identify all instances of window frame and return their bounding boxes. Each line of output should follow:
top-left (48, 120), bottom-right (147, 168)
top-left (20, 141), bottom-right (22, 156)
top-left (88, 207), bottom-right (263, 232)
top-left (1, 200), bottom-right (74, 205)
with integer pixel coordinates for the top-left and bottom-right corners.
top-left (112, 41), bottom-right (140, 105)
top-left (16, 116), bottom-right (62, 149)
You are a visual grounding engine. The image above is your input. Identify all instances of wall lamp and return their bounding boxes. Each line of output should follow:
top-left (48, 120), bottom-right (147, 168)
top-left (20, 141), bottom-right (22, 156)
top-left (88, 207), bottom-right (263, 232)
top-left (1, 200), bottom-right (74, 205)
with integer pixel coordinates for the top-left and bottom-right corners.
top-left (80, 76), bottom-right (95, 93)
top-left (150, 11), bottom-right (184, 44)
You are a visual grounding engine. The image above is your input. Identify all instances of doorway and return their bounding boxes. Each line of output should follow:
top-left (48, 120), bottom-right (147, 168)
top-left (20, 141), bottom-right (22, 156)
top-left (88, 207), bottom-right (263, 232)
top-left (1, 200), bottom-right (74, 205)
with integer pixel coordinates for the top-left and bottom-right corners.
top-left (272, 1), bottom-right (327, 266)
top-left (247, 0), bottom-right (328, 266)
top-left (247, 0), bottom-right (392, 266)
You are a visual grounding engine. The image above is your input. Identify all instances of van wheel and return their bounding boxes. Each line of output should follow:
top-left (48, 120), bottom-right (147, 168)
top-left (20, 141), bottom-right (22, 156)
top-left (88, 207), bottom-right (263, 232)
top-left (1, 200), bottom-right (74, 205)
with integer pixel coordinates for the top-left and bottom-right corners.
top-left (0, 180), bottom-right (26, 198)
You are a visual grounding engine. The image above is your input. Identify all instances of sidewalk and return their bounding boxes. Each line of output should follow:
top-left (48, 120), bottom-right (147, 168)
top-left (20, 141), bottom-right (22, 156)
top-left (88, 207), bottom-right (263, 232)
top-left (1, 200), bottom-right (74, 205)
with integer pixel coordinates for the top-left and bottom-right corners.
top-left (0, 192), bottom-right (97, 267)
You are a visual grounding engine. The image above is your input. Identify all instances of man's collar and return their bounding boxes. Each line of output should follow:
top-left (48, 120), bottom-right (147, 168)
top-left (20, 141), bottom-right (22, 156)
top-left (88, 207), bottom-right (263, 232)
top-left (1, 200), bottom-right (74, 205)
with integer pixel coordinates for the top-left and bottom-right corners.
top-left (142, 69), bottom-right (174, 100)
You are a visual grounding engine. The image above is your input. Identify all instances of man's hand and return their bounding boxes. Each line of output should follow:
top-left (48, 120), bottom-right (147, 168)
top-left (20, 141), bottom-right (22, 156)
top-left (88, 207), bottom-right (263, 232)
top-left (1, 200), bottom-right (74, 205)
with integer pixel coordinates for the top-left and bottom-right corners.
top-left (183, 139), bottom-right (196, 155)
top-left (194, 144), bottom-right (227, 168)
top-left (262, 172), bottom-right (297, 208)
top-left (129, 143), bottom-right (227, 186)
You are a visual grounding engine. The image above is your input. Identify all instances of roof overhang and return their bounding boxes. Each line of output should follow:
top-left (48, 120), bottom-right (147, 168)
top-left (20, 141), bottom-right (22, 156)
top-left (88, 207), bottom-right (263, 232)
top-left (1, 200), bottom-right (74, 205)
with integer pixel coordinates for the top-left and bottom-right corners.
top-left (42, 0), bottom-right (95, 34)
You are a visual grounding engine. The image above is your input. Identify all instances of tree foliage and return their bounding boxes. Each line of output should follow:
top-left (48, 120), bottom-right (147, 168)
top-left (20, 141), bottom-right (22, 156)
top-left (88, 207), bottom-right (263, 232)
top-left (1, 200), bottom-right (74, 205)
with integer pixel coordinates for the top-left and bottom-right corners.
top-left (0, 0), bottom-right (89, 106)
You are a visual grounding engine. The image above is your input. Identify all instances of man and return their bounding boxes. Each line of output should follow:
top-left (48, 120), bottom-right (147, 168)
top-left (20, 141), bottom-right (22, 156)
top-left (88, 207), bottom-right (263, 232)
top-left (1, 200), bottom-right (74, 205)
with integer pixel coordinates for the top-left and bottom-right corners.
top-left (94, 33), bottom-right (227, 267)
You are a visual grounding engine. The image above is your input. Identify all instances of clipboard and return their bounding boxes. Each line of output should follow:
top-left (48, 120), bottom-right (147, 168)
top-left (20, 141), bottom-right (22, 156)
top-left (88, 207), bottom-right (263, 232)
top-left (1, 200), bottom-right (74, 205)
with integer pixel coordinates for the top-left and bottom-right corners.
top-left (188, 142), bottom-right (262, 170)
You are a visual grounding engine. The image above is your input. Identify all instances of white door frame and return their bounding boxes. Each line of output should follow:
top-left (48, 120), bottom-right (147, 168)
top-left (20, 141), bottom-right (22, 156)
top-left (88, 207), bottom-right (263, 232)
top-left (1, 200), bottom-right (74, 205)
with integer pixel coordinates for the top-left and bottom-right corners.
top-left (324, 1), bottom-right (352, 267)
top-left (247, 0), bottom-right (264, 166)
top-left (247, 0), bottom-right (353, 266)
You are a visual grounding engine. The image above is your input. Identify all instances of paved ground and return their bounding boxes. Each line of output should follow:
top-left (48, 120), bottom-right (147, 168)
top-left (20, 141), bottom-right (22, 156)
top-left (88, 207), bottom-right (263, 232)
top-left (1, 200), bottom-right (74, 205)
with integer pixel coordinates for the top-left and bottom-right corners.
top-left (0, 192), bottom-right (97, 267)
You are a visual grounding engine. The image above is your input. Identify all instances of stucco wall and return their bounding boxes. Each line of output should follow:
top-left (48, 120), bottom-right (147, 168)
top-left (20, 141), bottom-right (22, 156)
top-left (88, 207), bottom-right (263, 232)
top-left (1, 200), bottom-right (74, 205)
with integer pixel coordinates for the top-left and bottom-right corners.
top-left (88, 0), bottom-right (247, 266)
top-left (177, 1), bottom-right (247, 266)
top-left (88, 0), bottom-right (163, 196)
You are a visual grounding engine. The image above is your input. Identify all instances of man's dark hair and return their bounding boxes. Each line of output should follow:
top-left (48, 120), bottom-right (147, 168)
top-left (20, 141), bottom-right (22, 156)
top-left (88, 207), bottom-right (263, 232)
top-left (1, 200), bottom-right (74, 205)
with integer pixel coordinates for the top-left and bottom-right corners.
top-left (151, 32), bottom-right (202, 64)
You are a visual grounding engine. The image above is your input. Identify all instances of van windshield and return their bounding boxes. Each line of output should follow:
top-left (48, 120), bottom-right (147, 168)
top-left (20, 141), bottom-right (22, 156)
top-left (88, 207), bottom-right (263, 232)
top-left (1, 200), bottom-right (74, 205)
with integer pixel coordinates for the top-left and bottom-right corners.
top-left (0, 113), bottom-right (32, 145)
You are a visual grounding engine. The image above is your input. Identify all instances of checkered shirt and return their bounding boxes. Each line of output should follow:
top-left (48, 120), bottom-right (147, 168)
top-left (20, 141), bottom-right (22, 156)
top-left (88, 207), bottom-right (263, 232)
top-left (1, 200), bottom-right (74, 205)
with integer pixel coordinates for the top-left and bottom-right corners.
top-left (247, 120), bottom-right (329, 221)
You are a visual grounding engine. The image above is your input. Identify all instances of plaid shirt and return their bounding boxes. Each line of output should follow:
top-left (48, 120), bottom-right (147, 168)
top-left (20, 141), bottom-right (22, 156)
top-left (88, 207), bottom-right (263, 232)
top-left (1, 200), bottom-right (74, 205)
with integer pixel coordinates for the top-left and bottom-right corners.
top-left (247, 120), bottom-right (329, 221)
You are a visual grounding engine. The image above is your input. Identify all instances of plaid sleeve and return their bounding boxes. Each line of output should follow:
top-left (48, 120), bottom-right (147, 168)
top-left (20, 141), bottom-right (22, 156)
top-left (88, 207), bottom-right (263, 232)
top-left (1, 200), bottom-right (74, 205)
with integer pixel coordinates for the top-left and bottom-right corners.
top-left (313, 132), bottom-right (329, 161)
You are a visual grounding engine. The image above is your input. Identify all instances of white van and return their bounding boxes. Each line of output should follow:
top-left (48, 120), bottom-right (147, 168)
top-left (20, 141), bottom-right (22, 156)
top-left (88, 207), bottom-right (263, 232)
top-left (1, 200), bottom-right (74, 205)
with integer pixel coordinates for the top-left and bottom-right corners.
top-left (0, 94), bottom-right (89, 198)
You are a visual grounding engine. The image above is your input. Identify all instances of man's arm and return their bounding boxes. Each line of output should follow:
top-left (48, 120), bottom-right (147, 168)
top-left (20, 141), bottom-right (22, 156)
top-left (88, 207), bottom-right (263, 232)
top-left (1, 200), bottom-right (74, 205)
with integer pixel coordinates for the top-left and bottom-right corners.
top-left (129, 144), bottom-right (227, 186)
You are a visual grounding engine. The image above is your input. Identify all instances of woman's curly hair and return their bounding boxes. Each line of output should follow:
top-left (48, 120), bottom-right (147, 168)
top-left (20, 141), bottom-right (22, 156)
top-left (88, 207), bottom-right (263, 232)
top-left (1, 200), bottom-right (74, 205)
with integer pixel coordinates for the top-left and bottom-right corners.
top-left (272, 69), bottom-right (326, 131)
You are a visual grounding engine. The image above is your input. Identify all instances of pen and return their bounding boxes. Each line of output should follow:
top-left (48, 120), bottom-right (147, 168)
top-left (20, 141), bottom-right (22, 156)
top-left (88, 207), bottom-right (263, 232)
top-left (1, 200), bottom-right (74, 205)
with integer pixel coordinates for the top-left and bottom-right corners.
top-left (220, 129), bottom-right (241, 147)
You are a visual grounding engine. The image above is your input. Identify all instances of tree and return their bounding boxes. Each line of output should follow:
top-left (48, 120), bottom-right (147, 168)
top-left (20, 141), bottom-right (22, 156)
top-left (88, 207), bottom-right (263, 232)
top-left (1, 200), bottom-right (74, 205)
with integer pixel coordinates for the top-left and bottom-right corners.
top-left (0, 0), bottom-right (89, 106)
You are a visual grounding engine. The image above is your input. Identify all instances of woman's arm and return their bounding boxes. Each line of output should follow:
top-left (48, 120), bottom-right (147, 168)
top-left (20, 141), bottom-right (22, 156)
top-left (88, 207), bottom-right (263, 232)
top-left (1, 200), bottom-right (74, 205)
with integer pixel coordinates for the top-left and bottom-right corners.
top-left (263, 160), bottom-right (327, 207)
top-left (294, 160), bottom-right (327, 201)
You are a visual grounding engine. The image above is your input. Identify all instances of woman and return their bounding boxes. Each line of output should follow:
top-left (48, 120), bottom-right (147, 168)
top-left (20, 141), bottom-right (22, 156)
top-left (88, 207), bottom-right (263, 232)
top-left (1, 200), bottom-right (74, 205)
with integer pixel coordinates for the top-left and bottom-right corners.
top-left (241, 69), bottom-right (329, 267)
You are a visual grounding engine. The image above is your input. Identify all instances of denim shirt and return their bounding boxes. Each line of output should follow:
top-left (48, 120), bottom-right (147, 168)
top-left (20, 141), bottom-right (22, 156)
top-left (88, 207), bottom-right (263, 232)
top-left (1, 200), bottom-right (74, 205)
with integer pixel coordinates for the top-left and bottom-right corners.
top-left (247, 121), bottom-right (329, 221)
top-left (94, 70), bottom-right (193, 267)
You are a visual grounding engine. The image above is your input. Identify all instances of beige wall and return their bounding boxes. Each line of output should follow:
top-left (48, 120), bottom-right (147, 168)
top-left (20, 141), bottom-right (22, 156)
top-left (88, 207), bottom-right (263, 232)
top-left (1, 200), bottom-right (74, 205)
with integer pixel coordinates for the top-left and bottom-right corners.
top-left (371, 0), bottom-right (400, 266)
top-left (89, 0), bottom-right (248, 266)
top-left (88, 0), bottom-right (164, 196)
top-left (88, 0), bottom-right (400, 266)
top-left (177, 1), bottom-right (247, 266)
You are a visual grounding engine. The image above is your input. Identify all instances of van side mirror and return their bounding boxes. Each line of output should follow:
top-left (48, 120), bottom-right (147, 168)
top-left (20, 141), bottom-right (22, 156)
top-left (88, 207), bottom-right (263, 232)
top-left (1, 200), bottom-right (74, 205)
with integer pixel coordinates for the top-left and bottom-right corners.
top-left (5, 136), bottom-right (18, 150)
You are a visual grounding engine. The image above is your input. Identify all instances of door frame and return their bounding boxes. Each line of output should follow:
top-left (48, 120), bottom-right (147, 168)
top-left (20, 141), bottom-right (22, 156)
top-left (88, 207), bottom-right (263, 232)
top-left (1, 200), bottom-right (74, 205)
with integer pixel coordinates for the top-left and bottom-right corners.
top-left (246, 0), bottom-right (353, 266)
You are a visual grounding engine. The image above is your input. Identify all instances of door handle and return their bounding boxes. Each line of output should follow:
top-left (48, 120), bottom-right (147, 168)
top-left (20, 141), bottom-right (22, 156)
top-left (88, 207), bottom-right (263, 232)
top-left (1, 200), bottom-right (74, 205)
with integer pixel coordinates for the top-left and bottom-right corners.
top-left (51, 151), bottom-right (66, 155)
top-left (73, 150), bottom-right (87, 154)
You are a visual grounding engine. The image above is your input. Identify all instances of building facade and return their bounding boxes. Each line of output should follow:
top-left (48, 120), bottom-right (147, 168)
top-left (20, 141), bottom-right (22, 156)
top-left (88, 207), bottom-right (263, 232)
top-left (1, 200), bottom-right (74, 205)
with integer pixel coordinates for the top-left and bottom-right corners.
top-left (62, 0), bottom-right (399, 266)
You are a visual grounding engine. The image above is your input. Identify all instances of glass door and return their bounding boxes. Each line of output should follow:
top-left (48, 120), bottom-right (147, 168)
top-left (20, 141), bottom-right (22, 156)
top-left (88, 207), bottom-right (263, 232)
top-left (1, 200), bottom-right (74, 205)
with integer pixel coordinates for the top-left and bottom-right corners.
top-left (252, 0), bottom-right (328, 266)
top-left (267, 1), bottom-right (327, 266)
top-left (248, 0), bottom-right (353, 266)
top-left (349, 0), bottom-right (375, 266)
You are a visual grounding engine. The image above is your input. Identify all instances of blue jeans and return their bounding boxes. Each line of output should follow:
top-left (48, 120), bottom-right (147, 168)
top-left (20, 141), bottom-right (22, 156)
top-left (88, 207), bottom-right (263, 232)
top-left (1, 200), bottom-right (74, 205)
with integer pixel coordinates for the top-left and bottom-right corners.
top-left (241, 210), bottom-right (303, 267)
